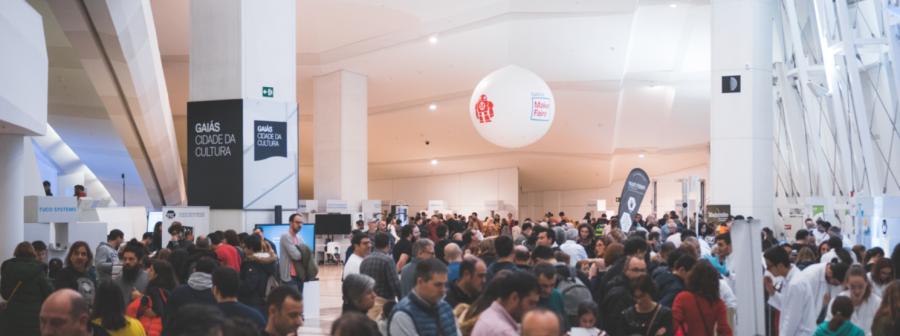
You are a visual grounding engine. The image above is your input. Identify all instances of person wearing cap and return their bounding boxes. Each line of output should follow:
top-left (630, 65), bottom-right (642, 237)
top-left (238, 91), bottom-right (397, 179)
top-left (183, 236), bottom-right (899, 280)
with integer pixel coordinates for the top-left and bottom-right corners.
top-left (558, 229), bottom-right (587, 266)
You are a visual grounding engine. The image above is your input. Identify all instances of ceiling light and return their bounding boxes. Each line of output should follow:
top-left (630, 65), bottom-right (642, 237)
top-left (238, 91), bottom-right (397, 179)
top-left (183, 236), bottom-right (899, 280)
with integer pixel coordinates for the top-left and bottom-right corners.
top-left (431, 159), bottom-right (438, 165)
top-left (670, 4), bottom-right (677, 7)
top-left (429, 104), bottom-right (437, 110)
top-left (429, 35), bottom-right (438, 44)
top-left (639, 154), bottom-right (645, 158)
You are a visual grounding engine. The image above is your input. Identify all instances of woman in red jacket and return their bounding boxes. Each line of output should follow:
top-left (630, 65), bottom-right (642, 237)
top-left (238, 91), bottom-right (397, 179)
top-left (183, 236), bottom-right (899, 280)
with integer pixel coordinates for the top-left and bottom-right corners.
top-left (672, 259), bottom-right (733, 336)
top-left (127, 260), bottom-right (178, 336)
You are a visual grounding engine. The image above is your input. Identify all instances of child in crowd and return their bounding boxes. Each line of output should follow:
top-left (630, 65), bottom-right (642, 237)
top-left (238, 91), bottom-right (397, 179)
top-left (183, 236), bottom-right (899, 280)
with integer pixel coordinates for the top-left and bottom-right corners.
top-left (377, 300), bottom-right (397, 336)
top-left (569, 302), bottom-right (605, 336)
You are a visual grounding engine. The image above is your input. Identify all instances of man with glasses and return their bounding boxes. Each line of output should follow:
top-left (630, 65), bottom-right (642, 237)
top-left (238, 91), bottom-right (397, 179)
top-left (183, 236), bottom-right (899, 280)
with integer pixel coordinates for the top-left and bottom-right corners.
top-left (343, 232), bottom-right (371, 280)
top-left (400, 239), bottom-right (435, 298)
top-left (599, 255), bottom-right (647, 331)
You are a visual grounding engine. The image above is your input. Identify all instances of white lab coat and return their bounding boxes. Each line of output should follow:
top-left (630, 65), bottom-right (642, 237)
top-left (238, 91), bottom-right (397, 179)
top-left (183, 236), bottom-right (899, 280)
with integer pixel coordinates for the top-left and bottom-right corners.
top-left (811, 229), bottom-right (827, 245)
top-left (768, 267), bottom-right (818, 336)
top-left (724, 253), bottom-right (736, 295)
top-left (826, 290), bottom-right (882, 336)
top-left (802, 263), bottom-right (843, 311)
top-left (719, 278), bottom-right (737, 308)
top-left (820, 249), bottom-right (857, 263)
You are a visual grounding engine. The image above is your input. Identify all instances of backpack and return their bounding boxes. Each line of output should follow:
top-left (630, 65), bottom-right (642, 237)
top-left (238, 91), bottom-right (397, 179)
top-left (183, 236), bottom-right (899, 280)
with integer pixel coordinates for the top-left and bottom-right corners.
top-left (557, 267), bottom-right (594, 319)
top-left (259, 264), bottom-right (281, 299)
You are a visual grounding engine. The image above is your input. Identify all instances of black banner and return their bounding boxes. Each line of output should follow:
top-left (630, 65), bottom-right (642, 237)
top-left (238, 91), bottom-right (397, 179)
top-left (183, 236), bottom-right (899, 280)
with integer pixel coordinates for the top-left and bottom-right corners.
top-left (616, 168), bottom-right (650, 232)
top-left (254, 120), bottom-right (287, 161)
top-left (187, 100), bottom-right (243, 209)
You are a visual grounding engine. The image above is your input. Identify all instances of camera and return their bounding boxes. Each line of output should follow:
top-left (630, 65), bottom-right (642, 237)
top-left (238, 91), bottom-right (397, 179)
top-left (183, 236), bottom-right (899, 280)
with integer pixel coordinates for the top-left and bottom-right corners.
top-left (426, 141), bottom-right (430, 145)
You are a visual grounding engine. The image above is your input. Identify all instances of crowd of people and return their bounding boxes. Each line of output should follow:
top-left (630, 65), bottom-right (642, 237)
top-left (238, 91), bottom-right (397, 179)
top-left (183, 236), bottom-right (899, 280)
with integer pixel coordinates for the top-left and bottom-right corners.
top-left (0, 215), bottom-right (310, 336)
top-left (2, 209), bottom-right (900, 336)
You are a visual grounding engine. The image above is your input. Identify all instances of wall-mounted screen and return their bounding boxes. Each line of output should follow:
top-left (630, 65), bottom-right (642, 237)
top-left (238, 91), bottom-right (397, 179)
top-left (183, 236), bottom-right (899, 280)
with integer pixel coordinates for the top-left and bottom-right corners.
top-left (314, 214), bottom-right (351, 235)
top-left (256, 224), bottom-right (315, 256)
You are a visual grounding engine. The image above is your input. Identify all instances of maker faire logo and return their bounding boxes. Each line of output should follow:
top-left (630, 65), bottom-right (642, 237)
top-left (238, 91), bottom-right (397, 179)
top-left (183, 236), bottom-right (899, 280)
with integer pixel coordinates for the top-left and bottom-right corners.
top-left (475, 95), bottom-right (494, 123)
top-left (531, 93), bottom-right (550, 121)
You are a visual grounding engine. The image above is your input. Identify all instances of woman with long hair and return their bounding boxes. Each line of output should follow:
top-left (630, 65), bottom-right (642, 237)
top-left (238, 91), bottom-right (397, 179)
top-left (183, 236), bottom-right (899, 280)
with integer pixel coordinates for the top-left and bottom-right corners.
top-left (672, 260), bottom-right (733, 336)
top-left (796, 246), bottom-right (819, 270)
top-left (54, 241), bottom-right (96, 306)
top-left (869, 258), bottom-right (894, 298)
top-left (865, 247), bottom-right (885, 272)
top-left (92, 282), bottom-right (145, 336)
top-left (127, 260), bottom-right (178, 336)
top-left (0, 242), bottom-right (55, 335)
top-left (476, 239), bottom-right (497, 266)
top-left (607, 228), bottom-right (626, 244)
top-left (482, 218), bottom-right (497, 237)
top-left (577, 224), bottom-right (596, 258)
top-left (152, 221), bottom-right (162, 252)
top-left (154, 248), bottom-right (171, 263)
top-left (616, 274), bottom-right (673, 336)
top-left (814, 296), bottom-right (864, 336)
top-left (820, 241), bottom-right (831, 258)
top-left (826, 264), bottom-right (881, 334)
top-left (872, 281), bottom-right (900, 336)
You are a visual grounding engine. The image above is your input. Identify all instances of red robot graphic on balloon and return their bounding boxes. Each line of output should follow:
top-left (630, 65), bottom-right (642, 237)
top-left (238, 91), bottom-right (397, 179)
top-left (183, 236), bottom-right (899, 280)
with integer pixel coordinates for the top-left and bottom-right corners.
top-left (474, 94), bottom-right (494, 123)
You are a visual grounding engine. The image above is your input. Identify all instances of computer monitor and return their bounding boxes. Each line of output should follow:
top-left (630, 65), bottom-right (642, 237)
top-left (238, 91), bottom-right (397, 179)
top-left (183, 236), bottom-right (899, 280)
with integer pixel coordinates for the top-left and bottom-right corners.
top-left (314, 214), bottom-right (352, 235)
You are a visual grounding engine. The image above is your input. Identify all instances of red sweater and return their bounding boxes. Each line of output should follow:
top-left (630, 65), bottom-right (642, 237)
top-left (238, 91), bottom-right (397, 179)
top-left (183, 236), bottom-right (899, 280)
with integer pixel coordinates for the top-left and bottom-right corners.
top-left (215, 244), bottom-right (241, 270)
top-left (671, 291), bottom-right (732, 336)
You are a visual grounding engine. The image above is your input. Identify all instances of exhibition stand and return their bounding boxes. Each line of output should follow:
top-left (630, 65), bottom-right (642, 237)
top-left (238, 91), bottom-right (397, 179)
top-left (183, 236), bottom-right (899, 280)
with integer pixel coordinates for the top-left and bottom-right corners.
top-left (24, 196), bottom-right (108, 261)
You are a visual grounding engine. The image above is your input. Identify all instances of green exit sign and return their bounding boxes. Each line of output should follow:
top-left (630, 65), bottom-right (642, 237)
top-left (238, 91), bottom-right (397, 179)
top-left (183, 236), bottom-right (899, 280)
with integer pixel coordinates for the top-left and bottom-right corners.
top-left (262, 86), bottom-right (274, 98)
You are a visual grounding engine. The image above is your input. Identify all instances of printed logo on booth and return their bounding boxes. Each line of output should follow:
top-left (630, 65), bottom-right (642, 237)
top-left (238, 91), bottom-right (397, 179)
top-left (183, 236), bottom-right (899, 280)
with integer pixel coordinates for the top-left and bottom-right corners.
top-left (474, 95), bottom-right (494, 123)
top-left (531, 96), bottom-right (551, 121)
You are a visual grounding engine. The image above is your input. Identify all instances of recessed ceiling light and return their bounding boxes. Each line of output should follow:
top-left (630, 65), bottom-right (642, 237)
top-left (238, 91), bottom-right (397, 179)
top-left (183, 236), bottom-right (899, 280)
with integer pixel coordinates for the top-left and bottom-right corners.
top-left (431, 159), bottom-right (438, 165)
top-left (670, 4), bottom-right (677, 8)
top-left (429, 36), bottom-right (438, 44)
top-left (429, 104), bottom-right (437, 110)
top-left (639, 154), bottom-right (645, 158)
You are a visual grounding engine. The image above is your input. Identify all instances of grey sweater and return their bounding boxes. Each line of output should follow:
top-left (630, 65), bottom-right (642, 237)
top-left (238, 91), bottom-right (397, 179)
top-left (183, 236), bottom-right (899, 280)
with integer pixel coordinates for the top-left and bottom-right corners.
top-left (94, 242), bottom-right (118, 282)
top-left (279, 231), bottom-right (305, 282)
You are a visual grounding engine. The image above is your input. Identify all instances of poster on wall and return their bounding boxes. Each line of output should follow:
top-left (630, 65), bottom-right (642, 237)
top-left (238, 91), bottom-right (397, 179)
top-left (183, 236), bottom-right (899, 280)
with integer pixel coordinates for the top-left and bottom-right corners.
top-left (187, 100), bottom-right (243, 209)
top-left (161, 206), bottom-right (210, 246)
top-left (187, 99), bottom-right (298, 210)
top-left (616, 168), bottom-right (650, 232)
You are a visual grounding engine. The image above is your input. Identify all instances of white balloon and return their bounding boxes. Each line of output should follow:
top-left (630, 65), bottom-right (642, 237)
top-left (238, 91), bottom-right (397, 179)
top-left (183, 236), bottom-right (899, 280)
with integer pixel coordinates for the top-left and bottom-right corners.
top-left (469, 65), bottom-right (555, 148)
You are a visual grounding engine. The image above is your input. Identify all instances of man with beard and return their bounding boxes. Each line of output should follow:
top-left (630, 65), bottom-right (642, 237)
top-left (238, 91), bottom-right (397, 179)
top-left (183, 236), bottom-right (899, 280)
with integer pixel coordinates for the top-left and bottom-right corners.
top-left (115, 240), bottom-right (148, 306)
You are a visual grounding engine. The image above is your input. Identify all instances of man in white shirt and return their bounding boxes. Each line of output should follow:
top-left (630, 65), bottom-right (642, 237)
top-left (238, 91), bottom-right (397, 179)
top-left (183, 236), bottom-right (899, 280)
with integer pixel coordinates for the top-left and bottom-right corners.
top-left (559, 229), bottom-right (587, 266)
top-left (813, 220), bottom-right (830, 246)
top-left (765, 246), bottom-right (818, 336)
top-left (343, 233), bottom-right (371, 280)
top-left (805, 218), bottom-right (822, 245)
top-left (665, 223), bottom-right (681, 246)
top-left (801, 261), bottom-right (848, 314)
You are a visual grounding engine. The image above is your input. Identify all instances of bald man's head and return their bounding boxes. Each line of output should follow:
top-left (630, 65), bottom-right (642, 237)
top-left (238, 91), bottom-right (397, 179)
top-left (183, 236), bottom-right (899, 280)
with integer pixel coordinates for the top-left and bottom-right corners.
top-left (41, 289), bottom-right (90, 335)
top-left (444, 243), bottom-right (462, 262)
top-left (521, 308), bottom-right (560, 336)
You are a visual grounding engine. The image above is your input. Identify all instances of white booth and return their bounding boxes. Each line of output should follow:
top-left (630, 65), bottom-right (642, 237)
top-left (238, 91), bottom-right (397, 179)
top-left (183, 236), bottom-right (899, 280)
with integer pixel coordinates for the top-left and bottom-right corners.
top-left (24, 196), bottom-right (108, 261)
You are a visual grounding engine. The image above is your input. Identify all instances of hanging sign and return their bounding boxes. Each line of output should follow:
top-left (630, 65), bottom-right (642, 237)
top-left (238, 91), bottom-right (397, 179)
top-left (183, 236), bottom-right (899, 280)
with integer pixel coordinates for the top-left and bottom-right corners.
top-left (469, 65), bottom-right (556, 148)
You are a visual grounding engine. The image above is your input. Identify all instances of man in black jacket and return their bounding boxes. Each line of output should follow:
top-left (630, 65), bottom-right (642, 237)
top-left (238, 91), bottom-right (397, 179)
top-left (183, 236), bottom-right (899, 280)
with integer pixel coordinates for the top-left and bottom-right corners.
top-left (180, 235), bottom-right (220, 283)
top-left (599, 255), bottom-right (646, 331)
top-left (238, 235), bottom-right (277, 319)
top-left (445, 257), bottom-right (485, 308)
top-left (598, 236), bottom-right (654, 299)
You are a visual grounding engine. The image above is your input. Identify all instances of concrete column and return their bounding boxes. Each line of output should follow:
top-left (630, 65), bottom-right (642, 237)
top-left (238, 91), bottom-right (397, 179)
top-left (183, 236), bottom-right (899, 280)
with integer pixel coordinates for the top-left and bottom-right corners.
top-left (0, 1), bottom-right (47, 261)
top-left (711, 1), bottom-right (774, 335)
top-left (710, 0), bottom-right (775, 221)
top-left (0, 136), bottom-right (25, 261)
top-left (313, 70), bottom-right (368, 211)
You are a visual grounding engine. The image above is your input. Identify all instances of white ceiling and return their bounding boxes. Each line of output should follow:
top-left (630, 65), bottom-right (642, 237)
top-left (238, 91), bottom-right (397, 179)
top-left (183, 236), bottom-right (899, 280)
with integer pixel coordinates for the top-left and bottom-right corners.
top-left (150, 0), bottom-right (712, 195)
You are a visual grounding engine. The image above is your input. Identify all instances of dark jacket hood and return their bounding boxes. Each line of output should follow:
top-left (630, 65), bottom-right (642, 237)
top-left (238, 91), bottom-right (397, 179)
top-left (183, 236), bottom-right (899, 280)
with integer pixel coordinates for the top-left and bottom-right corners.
top-left (186, 249), bottom-right (218, 262)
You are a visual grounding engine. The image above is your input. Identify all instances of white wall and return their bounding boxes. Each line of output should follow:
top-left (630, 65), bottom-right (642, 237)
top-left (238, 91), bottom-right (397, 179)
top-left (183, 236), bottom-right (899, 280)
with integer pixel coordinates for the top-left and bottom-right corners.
top-left (520, 165), bottom-right (709, 222)
top-left (369, 167), bottom-right (519, 218)
top-left (96, 206), bottom-right (148, 241)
